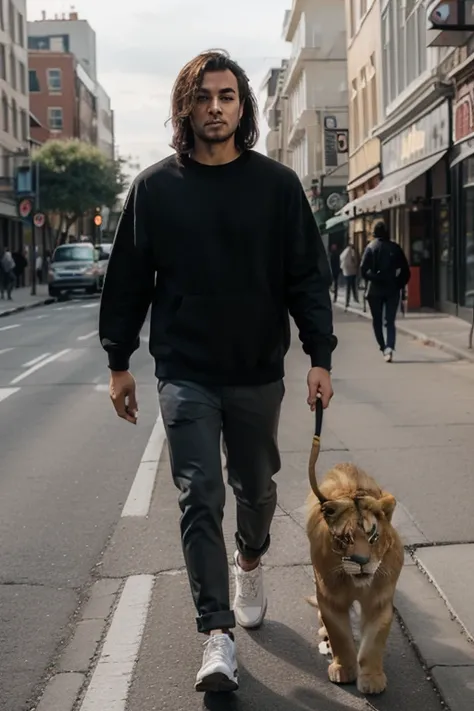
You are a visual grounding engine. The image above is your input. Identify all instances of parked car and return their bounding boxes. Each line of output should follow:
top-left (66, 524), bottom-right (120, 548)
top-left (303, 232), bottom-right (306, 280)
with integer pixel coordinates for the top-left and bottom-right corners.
top-left (96, 243), bottom-right (112, 289)
top-left (48, 242), bottom-right (101, 298)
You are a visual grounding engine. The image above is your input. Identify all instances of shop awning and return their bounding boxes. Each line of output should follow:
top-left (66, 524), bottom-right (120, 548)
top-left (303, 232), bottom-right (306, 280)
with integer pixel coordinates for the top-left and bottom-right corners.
top-left (338, 151), bottom-right (447, 217)
top-left (324, 214), bottom-right (348, 231)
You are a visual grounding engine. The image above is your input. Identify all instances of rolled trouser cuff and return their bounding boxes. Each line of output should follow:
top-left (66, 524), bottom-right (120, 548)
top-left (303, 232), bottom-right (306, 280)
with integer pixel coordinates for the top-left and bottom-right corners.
top-left (196, 609), bottom-right (236, 633)
top-left (235, 532), bottom-right (271, 561)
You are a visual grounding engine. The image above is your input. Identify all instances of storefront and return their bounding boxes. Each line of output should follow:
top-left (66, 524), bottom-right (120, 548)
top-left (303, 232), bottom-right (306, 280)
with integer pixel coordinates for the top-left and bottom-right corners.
top-left (339, 100), bottom-right (451, 309)
top-left (449, 74), bottom-right (474, 320)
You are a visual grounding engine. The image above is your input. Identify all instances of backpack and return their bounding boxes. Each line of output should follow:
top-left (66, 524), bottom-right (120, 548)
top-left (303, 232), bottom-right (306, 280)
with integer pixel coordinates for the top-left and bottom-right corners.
top-left (371, 240), bottom-right (399, 283)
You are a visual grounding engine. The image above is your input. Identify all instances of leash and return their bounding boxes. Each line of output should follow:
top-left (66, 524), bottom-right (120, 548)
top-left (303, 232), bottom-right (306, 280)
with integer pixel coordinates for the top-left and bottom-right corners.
top-left (308, 396), bottom-right (328, 504)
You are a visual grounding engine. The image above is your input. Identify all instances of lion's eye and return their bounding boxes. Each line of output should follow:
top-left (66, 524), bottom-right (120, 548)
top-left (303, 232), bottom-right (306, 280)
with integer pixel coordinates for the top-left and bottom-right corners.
top-left (368, 524), bottom-right (379, 543)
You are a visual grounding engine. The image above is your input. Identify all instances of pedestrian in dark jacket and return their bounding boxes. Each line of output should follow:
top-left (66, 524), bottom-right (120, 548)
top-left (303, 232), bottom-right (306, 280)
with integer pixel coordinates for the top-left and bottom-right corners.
top-left (99, 50), bottom-right (336, 694)
top-left (360, 221), bottom-right (410, 362)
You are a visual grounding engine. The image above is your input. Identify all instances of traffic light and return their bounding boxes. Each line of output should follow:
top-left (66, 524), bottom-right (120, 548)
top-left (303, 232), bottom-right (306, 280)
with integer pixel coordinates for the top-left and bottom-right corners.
top-left (94, 214), bottom-right (102, 226)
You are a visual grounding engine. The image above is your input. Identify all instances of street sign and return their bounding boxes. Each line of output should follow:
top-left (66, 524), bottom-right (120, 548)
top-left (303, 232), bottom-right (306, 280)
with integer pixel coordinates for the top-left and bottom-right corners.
top-left (33, 212), bottom-right (45, 228)
top-left (18, 198), bottom-right (33, 219)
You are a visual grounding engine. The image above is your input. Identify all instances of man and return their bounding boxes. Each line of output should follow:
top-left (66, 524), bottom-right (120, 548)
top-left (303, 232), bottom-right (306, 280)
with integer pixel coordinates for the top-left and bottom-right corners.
top-left (360, 220), bottom-right (410, 362)
top-left (99, 49), bottom-right (336, 693)
top-left (329, 243), bottom-right (341, 303)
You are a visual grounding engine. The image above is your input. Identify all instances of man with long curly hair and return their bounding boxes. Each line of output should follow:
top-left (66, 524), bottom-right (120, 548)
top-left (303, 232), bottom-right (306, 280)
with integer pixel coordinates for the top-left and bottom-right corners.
top-left (99, 49), bottom-right (336, 693)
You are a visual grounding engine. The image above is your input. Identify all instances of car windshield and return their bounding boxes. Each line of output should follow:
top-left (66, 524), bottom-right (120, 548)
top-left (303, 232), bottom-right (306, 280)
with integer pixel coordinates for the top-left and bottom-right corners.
top-left (53, 246), bottom-right (94, 262)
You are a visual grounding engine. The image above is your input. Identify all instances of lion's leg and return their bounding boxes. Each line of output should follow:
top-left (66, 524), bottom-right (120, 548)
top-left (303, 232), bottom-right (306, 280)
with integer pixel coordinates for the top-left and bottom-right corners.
top-left (318, 598), bottom-right (358, 684)
top-left (357, 600), bottom-right (394, 694)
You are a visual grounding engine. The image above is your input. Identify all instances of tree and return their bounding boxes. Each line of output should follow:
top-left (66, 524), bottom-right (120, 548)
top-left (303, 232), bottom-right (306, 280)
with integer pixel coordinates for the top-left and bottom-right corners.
top-left (32, 139), bottom-right (127, 243)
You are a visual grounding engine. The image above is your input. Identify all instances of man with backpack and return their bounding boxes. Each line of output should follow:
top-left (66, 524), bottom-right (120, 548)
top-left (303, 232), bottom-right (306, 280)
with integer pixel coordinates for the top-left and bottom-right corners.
top-left (360, 221), bottom-right (410, 362)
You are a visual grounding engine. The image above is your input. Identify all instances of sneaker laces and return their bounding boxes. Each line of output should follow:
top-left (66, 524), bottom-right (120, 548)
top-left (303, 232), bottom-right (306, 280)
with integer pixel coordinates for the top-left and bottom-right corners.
top-left (203, 634), bottom-right (232, 664)
top-left (237, 569), bottom-right (260, 599)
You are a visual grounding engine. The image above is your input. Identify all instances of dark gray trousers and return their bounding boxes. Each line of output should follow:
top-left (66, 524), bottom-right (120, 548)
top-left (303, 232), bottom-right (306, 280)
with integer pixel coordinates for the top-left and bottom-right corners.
top-left (158, 379), bottom-right (284, 633)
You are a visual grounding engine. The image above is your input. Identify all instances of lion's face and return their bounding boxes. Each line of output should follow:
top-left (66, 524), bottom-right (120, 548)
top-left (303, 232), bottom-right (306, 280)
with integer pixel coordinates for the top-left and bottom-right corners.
top-left (320, 494), bottom-right (396, 587)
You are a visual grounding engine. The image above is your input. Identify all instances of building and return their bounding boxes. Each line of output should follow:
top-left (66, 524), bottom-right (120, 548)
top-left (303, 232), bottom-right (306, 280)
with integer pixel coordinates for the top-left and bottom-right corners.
top-left (280, 0), bottom-right (349, 230)
top-left (0, 0), bottom-right (30, 252)
top-left (340, 1), bottom-right (453, 311)
top-left (28, 51), bottom-right (97, 145)
top-left (27, 9), bottom-right (97, 80)
top-left (339, 0), bottom-right (384, 255)
top-left (96, 82), bottom-right (114, 160)
top-left (261, 60), bottom-right (289, 164)
top-left (27, 10), bottom-right (114, 159)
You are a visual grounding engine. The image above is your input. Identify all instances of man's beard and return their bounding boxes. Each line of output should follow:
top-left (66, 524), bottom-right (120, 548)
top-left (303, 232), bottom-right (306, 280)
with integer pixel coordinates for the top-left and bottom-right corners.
top-left (195, 125), bottom-right (237, 144)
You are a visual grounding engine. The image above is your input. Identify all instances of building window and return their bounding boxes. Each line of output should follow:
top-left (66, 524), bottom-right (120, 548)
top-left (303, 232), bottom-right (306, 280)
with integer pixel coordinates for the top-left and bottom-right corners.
top-left (29, 69), bottom-right (40, 92)
top-left (382, 0), bottom-right (427, 110)
top-left (10, 49), bottom-right (16, 90)
top-left (2, 93), bottom-right (9, 133)
top-left (8, 1), bottom-right (15, 43)
top-left (48, 107), bottom-right (63, 130)
top-left (17, 11), bottom-right (24, 47)
top-left (360, 68), bottom-right (369, 141)
top-left (19, 61), bottom-right (26, 94)
top-left (0, 2), bottom-right (4, 31)
top-left (47, 68), bottom-right (62, 92)
top-left (20, 108), bottom-right (27, 141)
top-left (368, 53), bottom-right (378, 127)
top-left (11, 98), bottom-right (17, 138)
top-left (350, 78), bottom-right (360, 150)
top-left (0, 45), bottom-right (5, 81)
top-left (461, 157), bottom-right (474, 307)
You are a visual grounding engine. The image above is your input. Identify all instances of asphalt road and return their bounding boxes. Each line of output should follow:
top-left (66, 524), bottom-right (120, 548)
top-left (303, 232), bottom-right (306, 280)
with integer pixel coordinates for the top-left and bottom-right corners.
top-left (1, 302), bottom-right (473, 711)
top-left (0, 296), bottom-right (157, 711)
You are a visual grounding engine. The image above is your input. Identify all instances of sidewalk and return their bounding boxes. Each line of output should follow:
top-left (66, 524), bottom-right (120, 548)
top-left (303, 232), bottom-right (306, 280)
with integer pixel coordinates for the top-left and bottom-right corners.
top-left (334, 288), bottom-right (474, 362)
top-left (0, 283), bottom-right (52, 317)
top-left (34, 311), bottom-right (474, 711)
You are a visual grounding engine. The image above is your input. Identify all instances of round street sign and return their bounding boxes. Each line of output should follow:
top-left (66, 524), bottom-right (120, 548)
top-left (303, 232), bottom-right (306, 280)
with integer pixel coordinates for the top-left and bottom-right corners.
top-left (33, 212), bottom-right (45, 228)
top-left (19, 198), bottom-right (33, 219)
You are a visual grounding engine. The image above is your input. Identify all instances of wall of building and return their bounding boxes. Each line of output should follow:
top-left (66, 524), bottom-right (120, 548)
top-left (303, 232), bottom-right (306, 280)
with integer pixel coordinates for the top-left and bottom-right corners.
top-left (0, 0), bottom-right (29, 161)
top-left (28, 52), bottom-right (76, 143)
top-left (96, 81), bottom-right (114, 159)
top-left (345, 0), bottom-right (382, 189)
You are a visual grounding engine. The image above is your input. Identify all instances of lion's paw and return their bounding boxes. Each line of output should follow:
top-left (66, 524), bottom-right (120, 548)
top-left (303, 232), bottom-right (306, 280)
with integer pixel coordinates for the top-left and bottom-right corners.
top-left (328, 661), bottom-right (357, 685)
top-left (357, 671), bottom-right (387, 695)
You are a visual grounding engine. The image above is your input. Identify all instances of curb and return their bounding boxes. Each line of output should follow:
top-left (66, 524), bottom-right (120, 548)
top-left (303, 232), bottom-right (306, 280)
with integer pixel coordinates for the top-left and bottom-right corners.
top-left (334, 302), bottom-right (474, 363)
top-left (0, 297), bottom-right (55, 319)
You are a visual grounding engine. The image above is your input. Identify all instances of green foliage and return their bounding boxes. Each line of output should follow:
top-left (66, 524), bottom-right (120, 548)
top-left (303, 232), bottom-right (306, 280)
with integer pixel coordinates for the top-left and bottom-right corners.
top-left (33, 139), bottom-right (127, 222)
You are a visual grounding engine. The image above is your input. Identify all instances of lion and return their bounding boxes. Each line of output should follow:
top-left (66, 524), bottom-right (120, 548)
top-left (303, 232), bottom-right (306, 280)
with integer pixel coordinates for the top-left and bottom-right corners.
top-left (306, 460), bottom-right (404, 696)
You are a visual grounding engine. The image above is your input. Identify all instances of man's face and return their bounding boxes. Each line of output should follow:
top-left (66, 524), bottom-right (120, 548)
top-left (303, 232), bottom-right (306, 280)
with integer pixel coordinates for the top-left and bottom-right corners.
top-left (190, 69), bottom-right (244, 145)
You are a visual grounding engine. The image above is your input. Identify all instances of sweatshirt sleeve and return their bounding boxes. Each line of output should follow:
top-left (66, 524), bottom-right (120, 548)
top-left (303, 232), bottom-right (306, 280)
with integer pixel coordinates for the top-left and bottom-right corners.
top-left (99, 177), bottom-right (155, 371)
top-left (285, 176), bottom-right (338, 371)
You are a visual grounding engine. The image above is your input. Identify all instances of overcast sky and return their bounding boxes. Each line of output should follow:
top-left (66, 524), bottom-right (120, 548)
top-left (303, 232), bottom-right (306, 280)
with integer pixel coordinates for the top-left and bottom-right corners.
top-left (26, 0), bottom-right (291, 175)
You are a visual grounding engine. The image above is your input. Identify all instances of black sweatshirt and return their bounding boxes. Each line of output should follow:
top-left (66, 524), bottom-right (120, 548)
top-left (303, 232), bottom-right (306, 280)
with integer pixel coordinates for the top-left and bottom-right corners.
top-left (99, 150), bottom-right (337, 385)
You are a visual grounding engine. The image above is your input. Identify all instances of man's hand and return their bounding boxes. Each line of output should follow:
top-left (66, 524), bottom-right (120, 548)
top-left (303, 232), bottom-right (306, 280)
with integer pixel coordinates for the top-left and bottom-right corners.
top-left (109, 370), bottom-right (138, 424)
top-left (307, 367), bottom-right (334, 410)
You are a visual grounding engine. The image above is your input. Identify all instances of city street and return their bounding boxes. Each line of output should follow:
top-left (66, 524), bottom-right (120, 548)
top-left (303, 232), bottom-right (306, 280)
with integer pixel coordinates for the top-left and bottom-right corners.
top-left (1, 301), bottom-right (473, 711)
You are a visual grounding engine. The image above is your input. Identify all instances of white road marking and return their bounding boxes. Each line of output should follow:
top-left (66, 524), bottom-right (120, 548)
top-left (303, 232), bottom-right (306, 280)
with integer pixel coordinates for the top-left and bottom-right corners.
top-left (141, 334), bottom-right (149, 343)
top-left (10, 349), bottom-right (71, 385)
top-left (79, 575), bottom-right (154, 711)
top-left (94, 383), bottom-right (109, 392)
top-left (81, 302), bottom-right (99, 308)
top-left (22, 353), bottom-right (51, 368)
top-left (0, 348), bottom-right (13, 356)
top-left (121, 416), bottom-right (166, 517)
top-left (0, 323), bottom-right (20, 331)
top-left (77, 329), bottom-right (99, 341)
top-left (0, 387), bottom-right (20, 403)
top-left (25, 314), bottom-right (49, 321)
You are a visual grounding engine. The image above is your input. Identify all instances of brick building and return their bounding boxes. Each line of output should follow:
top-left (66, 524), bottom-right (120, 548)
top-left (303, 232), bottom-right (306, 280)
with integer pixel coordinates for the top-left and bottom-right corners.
top-left (28, 50), bottom-right (97, 145)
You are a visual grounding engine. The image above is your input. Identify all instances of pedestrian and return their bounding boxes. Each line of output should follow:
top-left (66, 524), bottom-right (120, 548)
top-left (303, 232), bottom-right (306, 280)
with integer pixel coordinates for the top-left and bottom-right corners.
top-left (329, 243), bottom-right (341, 303)
top-left (339, 240), bottom-right (359, 309)
top-left (360, 221), bottom-right (410, 362)
top-left (99, 49), bottom-right (336, 693)
top-left (0, 246), bottom-right (15, 300)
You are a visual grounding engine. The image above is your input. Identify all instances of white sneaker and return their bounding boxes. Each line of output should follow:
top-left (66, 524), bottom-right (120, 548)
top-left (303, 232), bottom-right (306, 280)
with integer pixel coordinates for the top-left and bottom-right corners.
top-left (233, 550), bottom-right (267, 629)
top-left (384, 348), bottom-right (393, 362)
top-left (195, 633), bottom-right (238, 693)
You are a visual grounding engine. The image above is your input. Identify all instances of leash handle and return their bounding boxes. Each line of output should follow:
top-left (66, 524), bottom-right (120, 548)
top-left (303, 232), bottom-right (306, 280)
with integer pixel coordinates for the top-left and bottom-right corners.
top-left (314, 396), bottom-right (323, 438)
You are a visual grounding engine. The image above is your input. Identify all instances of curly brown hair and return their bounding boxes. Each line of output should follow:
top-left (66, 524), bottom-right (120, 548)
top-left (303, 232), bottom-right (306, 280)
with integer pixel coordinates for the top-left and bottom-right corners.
top-left (168, 49), bottom-right (260, 155)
